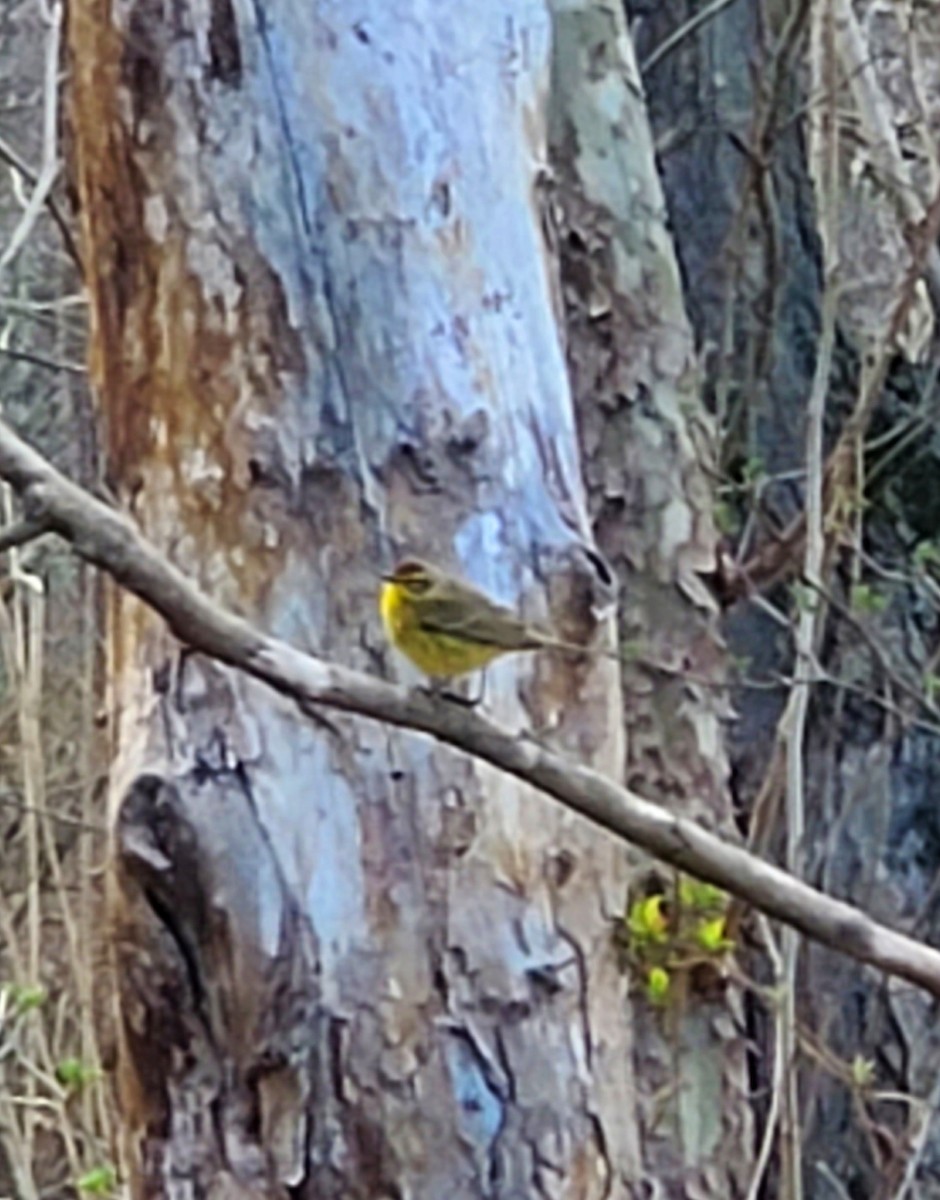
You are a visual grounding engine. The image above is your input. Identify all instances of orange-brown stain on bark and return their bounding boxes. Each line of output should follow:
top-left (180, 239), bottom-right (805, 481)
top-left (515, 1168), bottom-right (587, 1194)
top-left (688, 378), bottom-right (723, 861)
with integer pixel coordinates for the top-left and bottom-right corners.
top-left (68, 0), bottom-right (308, 640)
top-left (69, 0), bottom-right (154, 477)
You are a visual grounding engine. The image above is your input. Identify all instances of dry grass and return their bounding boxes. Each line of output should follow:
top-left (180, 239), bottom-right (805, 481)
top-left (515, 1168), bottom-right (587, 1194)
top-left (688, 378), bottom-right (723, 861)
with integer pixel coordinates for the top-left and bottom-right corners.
top-left (0, 541), bottom-right (120, 1199)
top-left (0, 4), bottom-right (118, 1192)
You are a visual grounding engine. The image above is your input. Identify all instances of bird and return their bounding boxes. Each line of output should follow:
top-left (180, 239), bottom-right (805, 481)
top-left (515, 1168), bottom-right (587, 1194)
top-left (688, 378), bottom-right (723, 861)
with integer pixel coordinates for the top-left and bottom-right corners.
top-left (379, 557), bottom-right (591, 686)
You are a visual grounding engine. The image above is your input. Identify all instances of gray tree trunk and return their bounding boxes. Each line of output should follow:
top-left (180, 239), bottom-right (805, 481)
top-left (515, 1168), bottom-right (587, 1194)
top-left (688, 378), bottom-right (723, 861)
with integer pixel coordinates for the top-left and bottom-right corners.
top-left (68, 0), bottom-right (745, 1196)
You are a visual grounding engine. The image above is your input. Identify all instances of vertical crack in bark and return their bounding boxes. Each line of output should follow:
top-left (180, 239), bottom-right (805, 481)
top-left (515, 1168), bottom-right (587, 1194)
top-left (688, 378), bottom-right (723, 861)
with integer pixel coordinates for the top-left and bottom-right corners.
top-left (553, 920), bottom-right (593, 1071)
top-left (207, 0), bottom-right (242, 86)
top-left (446, 1027), bottom-right (509, 1191)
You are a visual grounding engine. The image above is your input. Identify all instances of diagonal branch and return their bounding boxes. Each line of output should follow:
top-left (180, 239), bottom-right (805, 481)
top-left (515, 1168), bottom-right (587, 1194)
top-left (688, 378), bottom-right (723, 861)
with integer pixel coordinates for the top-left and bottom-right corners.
top-left (0, 515), bottom-right (50, 554)
top-left (0, 416), bottom-right (939, 996)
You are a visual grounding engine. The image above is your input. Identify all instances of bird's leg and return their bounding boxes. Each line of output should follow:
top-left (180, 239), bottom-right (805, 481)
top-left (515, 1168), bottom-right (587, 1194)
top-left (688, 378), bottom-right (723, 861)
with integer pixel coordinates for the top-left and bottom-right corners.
top-left (438, 674), bottom-right (484, 708)
top-left (418, 676), bottom-right (469, 705)
top-left (438, 671), bottom-right (486, 708)
top-left (464, 668), bottom-right (487, 708)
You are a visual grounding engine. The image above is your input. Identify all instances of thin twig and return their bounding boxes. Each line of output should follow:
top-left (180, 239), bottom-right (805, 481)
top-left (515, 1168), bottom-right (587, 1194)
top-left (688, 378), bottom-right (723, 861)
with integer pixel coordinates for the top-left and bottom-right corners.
top-left (891, 1070), bottom-right (940, 1200)
top-left (729, 176), bottom-right (940, 603)
top-left (775, 7), bottom-right (840, 1193)
top-left (0, 484), bottom-right (40, 1182)
top-left (745, 915), bottom-right (785, 1200)
top-left (0, 517), bottom-right (50, 555)
top-left (0, 795), bottom-right (105, 835)
top-left (815, 1161), bottom-right (854, 1199)
top-left (0, 1), bottom-right (65, 277)
top-left (830, 0), bottom-right (940, 310)
top-left (0, 136), bottom-right (82, 275)
top-left (640, 0), bottom-right (743, 74)
top-left (0, 346), bottom-right (86, 377)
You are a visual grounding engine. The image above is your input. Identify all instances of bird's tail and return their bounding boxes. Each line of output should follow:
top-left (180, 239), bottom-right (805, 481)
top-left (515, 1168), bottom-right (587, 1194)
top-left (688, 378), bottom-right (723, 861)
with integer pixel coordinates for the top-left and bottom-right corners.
top-left (526, 627), bottom-right (615, 660)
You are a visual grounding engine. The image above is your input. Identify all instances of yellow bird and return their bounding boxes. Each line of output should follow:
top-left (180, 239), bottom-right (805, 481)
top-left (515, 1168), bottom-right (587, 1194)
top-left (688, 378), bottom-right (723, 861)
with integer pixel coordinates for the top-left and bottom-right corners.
top-left (379, 558), bottom-right (588, 684)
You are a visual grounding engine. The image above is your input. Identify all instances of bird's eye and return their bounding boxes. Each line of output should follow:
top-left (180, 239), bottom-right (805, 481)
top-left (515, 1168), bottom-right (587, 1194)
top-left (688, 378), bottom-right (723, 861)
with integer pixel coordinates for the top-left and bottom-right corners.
top-left (406, 576), bottom-right (430, 594)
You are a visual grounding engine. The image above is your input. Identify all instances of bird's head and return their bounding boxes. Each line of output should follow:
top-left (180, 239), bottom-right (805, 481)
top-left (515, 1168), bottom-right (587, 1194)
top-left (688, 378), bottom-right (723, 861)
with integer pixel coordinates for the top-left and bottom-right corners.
top-left (382, 559), bottom-right (439, 598)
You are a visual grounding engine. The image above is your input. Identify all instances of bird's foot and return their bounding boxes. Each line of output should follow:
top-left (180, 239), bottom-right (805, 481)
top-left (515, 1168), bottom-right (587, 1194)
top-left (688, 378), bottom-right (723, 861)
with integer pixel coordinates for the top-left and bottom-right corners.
top-left (416, 679), bottom-right (482, 708)
top-left (441, 689), bottom-right (482, 708)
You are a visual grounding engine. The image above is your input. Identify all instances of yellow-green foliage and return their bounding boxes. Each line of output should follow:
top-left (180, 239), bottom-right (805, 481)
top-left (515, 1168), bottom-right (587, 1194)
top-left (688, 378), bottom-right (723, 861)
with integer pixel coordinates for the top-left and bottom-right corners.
top-left (616, 873), bottom-right (736, 1006)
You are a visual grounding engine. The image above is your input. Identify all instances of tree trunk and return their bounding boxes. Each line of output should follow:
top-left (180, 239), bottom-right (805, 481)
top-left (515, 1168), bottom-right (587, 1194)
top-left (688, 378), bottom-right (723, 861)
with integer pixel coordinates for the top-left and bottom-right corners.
top-left (68, 0), bottom-right (745, 1196)
top-left (547, 6), bottom-right (751, 1194)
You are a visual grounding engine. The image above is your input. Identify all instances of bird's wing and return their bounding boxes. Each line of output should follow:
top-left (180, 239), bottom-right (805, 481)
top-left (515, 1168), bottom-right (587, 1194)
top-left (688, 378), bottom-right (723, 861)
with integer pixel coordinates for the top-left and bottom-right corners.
top-left (417, 591), bottom-right (533, 650)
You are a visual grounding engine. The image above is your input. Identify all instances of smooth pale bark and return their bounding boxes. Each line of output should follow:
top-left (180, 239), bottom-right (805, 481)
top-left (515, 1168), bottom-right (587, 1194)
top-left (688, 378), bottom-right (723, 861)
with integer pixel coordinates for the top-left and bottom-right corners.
top-left (70, 1), bottom-right (641, 1196)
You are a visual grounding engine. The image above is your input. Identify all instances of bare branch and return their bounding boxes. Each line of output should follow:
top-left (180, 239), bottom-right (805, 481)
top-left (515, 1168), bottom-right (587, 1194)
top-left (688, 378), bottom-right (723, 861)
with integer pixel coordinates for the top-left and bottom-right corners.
top-left (0, 135), bottom-right (81, 275)
top-left (0, 517), bottom-right (50, 555)
top-left (0, 795), bottom-right (105, 835)
top-left (831, 0), bottom-right (940, 311)
top-left (0, 346), bottom-right (86, 377)
top-left (640, 0), bottom-right (742, 75)
top-left (775, 5), bottom-right (842, 1185)
top-left (0, 417), bottom-right (939, 997)
top-left (0, 1), bottom-right (65, 278)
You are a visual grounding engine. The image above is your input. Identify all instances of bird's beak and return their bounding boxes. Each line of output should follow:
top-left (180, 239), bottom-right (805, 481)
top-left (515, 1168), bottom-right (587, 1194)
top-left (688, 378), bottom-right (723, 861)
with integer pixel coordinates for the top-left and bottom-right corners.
top-left (381, 571), bottom-right (397, 582)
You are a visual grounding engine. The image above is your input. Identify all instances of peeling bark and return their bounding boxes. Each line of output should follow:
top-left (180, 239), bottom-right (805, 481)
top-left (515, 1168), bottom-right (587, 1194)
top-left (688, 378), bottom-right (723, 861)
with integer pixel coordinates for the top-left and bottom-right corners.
top-left (547, 4), bottom-right (752, 1194)
top-left (68, 2), bottom-right (650, 1196)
